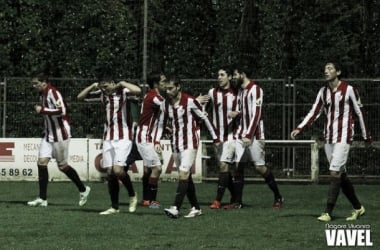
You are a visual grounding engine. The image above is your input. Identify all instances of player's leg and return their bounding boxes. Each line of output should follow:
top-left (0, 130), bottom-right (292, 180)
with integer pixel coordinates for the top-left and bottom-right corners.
top-left (126, 141), bottom-right (148, 205)
top-left (184, 173), bottom-right (202, 218)
top-left (28, 139), bottom-right (51, 207)
top-left (112, 139), bottom-right (137, 212)
top-left (108, 167), bottom-right (120, 210)
top-left (318, 143), bottom-right (344, 221)
top-left (141, 166), bottom-right (152, 206)
top-left (99, 141), bottom-right (120, 215)
top-left (55, 139), bottom-right (90, 206)
top-left (28, 158), bottom-right (50, 207)
top-left (319, 170), bottom-right (341, 222)
top-left (210, 163), bottom-right (229, 209)
top-left (250, 140), bottom-right (283, 208)
top-left (334, 143), bottom-right (365, 220)
top-left (164, 150), bottom-right (198, 218)
top-left (137, 142), bottom-right (162, 207)
top-left (224, 139), bottom-right (244, 209)
top-left (182, 149), bottom-right (200, 210)
top-left (147, 165), bottom-right (162, 208)
top-left (210, 141), bottom-right (235, 209)
top-left (164, 151), bottom-right (185, 218)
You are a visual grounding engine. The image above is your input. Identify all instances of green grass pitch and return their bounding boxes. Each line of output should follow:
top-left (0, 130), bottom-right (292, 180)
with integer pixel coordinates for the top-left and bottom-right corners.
top-left (0, 182), bottom-right (378, 249)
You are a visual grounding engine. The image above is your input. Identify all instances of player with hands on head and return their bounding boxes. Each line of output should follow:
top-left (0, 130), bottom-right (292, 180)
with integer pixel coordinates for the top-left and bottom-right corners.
top-left (290, 61), bottom-right (371, 222)
top-left (78, 77), bottom-right (141, 215)
top-left (28, 73), bottom-right (91, 207)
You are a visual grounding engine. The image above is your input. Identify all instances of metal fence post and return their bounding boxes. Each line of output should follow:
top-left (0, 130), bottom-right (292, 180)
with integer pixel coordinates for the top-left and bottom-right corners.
top-left (1, 78), bottom-right (6, 138)
top-left (310, 140), bottom-right (319, 183)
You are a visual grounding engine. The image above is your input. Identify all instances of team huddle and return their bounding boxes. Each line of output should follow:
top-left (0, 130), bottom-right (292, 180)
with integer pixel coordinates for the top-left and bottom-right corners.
top-left (27, 62), bottom-right (371, 221)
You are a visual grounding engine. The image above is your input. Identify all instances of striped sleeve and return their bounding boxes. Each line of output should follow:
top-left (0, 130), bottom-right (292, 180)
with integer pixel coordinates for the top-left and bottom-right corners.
top-left (40, 89), bottom-right (65, 116)
top-left (153, 101), bottom-right (167, 144)
top-left (296, 88), bottom-right (325, 131)
top-left (245, 86), bottom-right (262, 138)
top-left (190, 98), bottom-right (219, 141)
top-left (349, 86), bottom-right (371, 141)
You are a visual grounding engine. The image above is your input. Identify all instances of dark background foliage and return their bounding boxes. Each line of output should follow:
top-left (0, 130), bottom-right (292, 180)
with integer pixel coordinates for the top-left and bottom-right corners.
top-left (1, 0), bottom-right (379, 176)
top-left (1, 0), bottom-right (379, 78)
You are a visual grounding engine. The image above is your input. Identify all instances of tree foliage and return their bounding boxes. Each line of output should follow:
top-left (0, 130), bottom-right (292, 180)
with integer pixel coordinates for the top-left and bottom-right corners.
top-left (1, 0), bottom-right (379, 78)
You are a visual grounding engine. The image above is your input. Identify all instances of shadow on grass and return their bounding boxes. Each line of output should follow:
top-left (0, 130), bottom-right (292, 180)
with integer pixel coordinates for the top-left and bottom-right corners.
top-left (0, 200), bottom-right (28, 205)
top-left (63, 207), bottom-right (166, 216)
top-left (1, 200), bottom-right (74, 207)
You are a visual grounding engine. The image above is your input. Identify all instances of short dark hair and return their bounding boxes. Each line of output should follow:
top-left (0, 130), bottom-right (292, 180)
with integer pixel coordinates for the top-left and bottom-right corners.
top-left (325, 61), bottom-right (344, 78)
top-left (233, 64), bottom-right (254, 78)
top-left (147, 73), bottom-right (161, 89)
top-left (167, 75), bottom-right (181, 87)
top-left (218, 66), bottom-right (233, 76)
top-left (98, 76), bottom-right (114, 84)
top-left (34, 73), bottom-right (49, 82)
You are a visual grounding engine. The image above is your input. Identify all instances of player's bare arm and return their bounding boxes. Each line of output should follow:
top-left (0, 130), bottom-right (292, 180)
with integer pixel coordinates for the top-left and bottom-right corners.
top-left (116, 81), bottom-right (142, 95)
top-left (196, 94), bottom-right (210, 105)
top-left (77, 82), bottom-right (99, 100)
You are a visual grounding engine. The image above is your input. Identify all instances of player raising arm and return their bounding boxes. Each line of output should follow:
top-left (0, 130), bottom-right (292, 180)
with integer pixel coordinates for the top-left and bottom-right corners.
top-left (78, 78), bottom-right (141, 215)
top-left (291, 62), bottom-right (371, 222)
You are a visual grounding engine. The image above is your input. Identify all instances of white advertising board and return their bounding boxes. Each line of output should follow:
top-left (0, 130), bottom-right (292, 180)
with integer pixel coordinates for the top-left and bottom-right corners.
top-left (1, 138), bottom-right (204, 183)
top-left (0, 138), bottom-right (88, 181)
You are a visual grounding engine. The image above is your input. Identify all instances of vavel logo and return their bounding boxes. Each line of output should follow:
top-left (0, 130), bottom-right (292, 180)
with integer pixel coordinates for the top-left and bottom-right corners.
top-left (325, 224), bottom-right (373, 247)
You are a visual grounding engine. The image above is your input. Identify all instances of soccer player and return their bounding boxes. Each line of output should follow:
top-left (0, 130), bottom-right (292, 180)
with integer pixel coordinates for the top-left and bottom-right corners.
top-left (291, 62), bottom-right (371, 222)
top-left (226, 65), bottom-right (283, 209)
top-left (205, 67), bottom-right (238, 209)
top-left (77, 78), bottom-right (141, 215)
top-left (27, 74), bottom-right (91, 207)
top-left (156, 76), bottom-right (220, 218)
top-left (136, 73), bottom-right (166, 208)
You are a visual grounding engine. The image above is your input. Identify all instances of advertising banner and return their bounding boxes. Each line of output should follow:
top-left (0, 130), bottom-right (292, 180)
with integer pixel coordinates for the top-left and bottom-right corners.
top-left (1, 138), bottom-right (203, 183)
top-left (0, 138), bottom-right (88, 181)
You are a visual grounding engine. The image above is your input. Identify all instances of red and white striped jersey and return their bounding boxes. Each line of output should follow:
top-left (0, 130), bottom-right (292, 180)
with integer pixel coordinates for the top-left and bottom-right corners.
top-left (38, 83), bottom-right (70, 142)
top-left (90, 88), bottom-right (134, 141)
top-left (207, 87), bottom-right (238, 142)
top-left (136, 89), bottom-right (164, 143)
top-left (156, 92), bottom-right (219, 152)
top-left (236, 80), bottom-right (265, 140)
top-left (296, 81), bottom-right (371, 143)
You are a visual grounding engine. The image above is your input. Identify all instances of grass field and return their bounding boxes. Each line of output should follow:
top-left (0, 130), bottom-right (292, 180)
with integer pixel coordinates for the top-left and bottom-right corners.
top-left (0, 181), bottom-right (378, 250)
